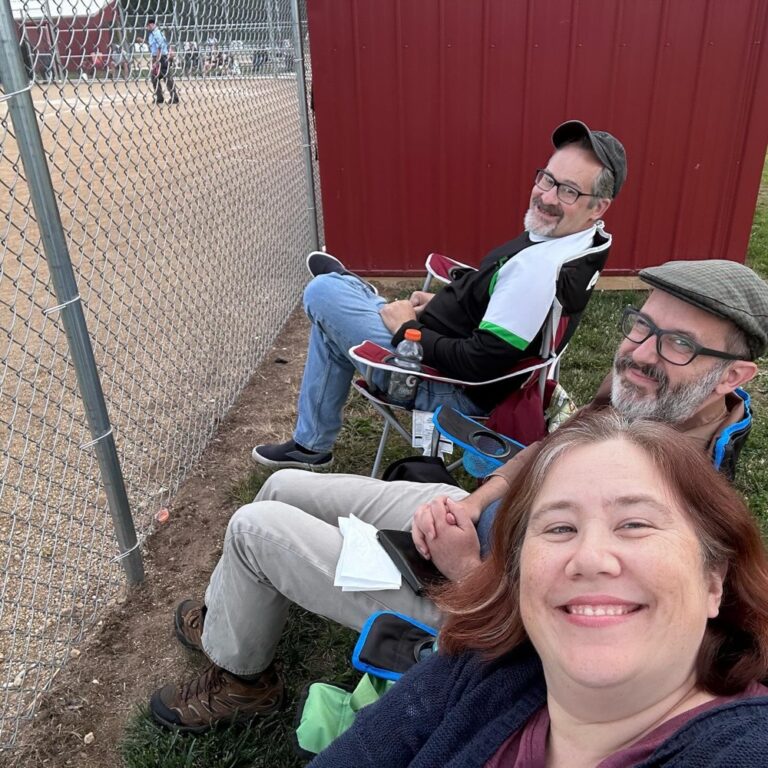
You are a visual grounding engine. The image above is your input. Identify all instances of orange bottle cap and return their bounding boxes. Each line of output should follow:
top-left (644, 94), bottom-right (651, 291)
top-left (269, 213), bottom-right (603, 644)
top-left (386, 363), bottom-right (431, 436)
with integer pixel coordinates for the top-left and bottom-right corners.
top-left (404, 329), bottom-right (422, 341)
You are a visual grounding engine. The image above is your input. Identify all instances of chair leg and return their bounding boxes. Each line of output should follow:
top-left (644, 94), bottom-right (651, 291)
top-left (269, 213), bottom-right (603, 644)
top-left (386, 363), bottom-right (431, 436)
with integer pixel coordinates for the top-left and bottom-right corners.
top-left (446, 457), bottom-right (464, 473)
top-left (422, 274), bottom-right (433, 292)
top-left (538, 366), bottom-right (548, 400)
top-left (371, 421), bottom-right (391, 478)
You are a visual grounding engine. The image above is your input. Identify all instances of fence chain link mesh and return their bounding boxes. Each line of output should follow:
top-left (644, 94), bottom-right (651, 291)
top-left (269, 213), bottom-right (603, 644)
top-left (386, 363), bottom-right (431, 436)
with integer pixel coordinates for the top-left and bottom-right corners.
top-left (0, 0), bottom-right (319, 751)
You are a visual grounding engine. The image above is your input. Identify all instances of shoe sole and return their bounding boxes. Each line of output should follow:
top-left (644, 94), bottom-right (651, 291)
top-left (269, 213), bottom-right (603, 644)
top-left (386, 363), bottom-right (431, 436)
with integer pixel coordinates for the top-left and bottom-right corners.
top-left (251, 446), bottom-right (333, 471)
top-left (149, 694), bottom-right (285, 734)
top-left (305, 251), bottom-right (379, 295)
top-left (174, 600), bottom-right (204, 653)
top-left (305, 250), bottom-right (343, 279)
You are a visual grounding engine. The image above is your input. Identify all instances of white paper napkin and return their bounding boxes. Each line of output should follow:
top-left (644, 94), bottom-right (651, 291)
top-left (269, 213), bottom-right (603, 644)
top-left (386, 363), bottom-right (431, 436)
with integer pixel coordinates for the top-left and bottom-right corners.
top-left (334, 515), bottom-right (402, 592)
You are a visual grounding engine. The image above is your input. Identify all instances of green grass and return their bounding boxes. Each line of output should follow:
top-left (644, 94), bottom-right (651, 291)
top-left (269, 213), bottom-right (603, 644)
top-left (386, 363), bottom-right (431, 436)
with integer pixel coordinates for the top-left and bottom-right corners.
top-left (739, 154), bottom-right (768, 521)
top-left (121, 609), bottom-right (357, 768)
top-left (122, 157), bottom-right (768, 766)
top-left (747, 156), bottom-right (768, 279)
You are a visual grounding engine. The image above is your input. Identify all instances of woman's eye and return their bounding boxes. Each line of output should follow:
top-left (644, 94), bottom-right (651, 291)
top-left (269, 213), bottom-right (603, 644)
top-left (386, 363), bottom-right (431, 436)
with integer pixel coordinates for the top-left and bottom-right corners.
top-left (545, 524), bottom-right (576, 535)
top-left (619, 520), bottom-right (651, 531)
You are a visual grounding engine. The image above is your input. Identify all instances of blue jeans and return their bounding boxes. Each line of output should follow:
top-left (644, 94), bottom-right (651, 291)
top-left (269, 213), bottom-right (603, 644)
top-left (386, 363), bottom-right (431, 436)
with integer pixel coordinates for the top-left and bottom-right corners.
top-left (294, 274), bottom-right (487, 452)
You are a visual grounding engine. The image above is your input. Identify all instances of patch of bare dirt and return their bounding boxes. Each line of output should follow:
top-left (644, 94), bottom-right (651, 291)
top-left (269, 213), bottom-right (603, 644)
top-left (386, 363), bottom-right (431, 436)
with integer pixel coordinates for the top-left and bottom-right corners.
top-left (9, 307), bottom-right (312, 768)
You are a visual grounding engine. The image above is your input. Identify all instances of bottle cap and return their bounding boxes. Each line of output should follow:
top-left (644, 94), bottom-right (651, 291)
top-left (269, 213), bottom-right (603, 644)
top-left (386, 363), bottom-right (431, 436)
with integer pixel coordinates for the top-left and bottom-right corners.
top-left (404, 328), bottom-right (422, 341)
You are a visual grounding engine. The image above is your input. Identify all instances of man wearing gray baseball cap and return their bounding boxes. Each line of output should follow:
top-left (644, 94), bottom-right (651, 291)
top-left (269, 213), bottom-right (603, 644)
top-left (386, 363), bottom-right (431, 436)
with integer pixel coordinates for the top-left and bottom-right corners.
top-left (252, 119), bottom-right (627, 471)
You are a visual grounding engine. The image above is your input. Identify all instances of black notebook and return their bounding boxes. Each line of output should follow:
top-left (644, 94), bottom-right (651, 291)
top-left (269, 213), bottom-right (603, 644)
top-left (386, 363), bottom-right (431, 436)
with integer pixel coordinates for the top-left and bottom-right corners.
top-left (376, 529), bottom-right (447, 596)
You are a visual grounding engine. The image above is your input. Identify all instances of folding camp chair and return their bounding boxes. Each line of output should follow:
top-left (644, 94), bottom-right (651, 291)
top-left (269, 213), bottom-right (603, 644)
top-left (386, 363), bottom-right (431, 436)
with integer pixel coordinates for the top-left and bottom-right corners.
top-left (350, 310), bottom-right (562, 477)
top-left (350, 223), bottom-right (612, 477)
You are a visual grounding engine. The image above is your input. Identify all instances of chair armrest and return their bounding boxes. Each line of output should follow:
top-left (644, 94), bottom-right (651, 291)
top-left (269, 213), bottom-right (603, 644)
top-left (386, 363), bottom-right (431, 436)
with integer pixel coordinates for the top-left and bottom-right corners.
top-left (431, 405), bottom-right (526, 477)
top-left (349, 341), bottom-right (442, 384)
top-left (349, 341), bottom-right (554, 387)
top-left (422, 253), bottom-right (477, 291)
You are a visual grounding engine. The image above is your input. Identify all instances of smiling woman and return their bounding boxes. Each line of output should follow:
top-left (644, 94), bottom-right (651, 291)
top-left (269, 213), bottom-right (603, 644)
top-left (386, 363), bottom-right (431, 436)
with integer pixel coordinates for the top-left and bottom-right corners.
top-left (309, 411), bottom-right (768, 768)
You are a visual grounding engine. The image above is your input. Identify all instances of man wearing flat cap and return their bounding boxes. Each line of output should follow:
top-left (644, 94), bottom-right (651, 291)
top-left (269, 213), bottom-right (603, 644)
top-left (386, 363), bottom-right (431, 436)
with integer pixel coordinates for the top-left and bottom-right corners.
top-left (422, 257), bottom-right (766, 570)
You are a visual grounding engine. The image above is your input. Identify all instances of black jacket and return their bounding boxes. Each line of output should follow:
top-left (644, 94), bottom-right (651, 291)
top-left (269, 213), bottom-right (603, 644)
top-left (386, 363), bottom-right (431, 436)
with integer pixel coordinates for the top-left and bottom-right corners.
top-left (393, 230), bottom-right (610, 411)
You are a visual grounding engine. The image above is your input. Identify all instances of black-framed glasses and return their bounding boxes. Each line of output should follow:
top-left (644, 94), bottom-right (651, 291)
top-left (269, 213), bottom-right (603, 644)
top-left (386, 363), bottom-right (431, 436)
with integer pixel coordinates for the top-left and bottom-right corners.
top-left (620, 307), bottom-right (743, 366)
top-left (534, 169), bottom-right (598, 206)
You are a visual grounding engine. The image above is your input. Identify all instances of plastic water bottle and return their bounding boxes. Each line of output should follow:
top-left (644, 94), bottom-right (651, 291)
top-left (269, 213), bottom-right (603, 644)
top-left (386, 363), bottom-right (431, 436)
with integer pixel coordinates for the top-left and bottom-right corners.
top-left (387, 329), bottom-right (423, 407)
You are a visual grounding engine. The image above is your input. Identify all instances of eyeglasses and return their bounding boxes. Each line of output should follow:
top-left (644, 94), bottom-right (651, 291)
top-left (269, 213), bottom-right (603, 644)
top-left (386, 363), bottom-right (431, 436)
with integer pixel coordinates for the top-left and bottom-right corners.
top-left (620, 307), bottom-right (743, 366)
top-left (534, 169), bottom-right (598, 206)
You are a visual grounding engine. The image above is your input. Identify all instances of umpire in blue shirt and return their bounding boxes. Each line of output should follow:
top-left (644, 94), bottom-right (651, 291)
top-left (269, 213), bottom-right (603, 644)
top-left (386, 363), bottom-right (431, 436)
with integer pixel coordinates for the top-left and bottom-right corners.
top-left (146, 18), bottom-right (179, 105)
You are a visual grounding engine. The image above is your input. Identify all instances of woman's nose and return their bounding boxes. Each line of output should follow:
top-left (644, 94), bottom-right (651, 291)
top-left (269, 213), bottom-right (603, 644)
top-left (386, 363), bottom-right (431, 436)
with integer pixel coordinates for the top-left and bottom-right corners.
top-left (564, 528), bottom-right (621, 579)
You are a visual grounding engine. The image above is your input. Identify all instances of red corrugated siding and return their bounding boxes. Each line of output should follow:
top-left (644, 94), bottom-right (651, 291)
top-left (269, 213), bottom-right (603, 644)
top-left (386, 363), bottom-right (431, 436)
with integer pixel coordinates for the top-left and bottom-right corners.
top-left (19, 1), bottom-right (119, 71)
top-left (308, 0), bottom-right (768, 275)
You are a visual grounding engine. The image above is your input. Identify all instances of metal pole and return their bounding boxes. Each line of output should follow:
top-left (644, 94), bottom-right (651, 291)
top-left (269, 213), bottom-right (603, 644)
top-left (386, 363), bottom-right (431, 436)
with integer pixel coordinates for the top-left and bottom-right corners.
top-left (0, 0), bottom-right (144, 585)
top-left (190, 0), bottom-right (201, 71)
top-left (41, 0), bottom-right (63, 81)
top-left (265, 0), bottom-right (276, 76)
top-left (172, 0), bottom-right (179, 45)
top-left (289, 0), bottom-right (319, 250)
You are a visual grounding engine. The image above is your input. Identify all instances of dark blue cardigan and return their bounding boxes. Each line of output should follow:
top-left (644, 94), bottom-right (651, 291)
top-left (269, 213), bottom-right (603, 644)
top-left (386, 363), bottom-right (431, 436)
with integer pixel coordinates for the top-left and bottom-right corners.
top-left (309, 645), bottom-right (768, 768)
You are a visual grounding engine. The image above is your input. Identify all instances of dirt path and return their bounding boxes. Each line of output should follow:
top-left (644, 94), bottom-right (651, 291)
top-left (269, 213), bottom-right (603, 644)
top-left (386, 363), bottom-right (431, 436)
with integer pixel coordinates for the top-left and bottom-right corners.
top-left (11, 308), bottom-right (311, 768)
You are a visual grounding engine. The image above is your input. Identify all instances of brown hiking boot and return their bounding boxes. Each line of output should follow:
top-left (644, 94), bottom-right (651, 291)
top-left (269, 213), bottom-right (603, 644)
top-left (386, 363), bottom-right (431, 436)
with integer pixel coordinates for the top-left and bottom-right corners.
top-left (174, 599), bottom-right (206, 652)
top-left (149, 662), bottom-right (284, 733)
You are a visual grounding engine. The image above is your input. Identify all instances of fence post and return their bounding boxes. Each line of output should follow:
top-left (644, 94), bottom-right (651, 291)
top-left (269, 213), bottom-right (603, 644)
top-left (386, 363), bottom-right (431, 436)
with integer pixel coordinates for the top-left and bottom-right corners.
top-left (289, 0), bottom-right (319, 251)
top-left (0, 0), bottom-right (144, 585)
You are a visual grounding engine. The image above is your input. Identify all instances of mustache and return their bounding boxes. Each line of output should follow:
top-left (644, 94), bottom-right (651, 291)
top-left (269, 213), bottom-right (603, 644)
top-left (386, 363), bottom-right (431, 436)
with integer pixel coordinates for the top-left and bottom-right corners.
top-left (614, 354), bottom-right (668, 388)
top-left (532, 195), bottom-right (563, 218)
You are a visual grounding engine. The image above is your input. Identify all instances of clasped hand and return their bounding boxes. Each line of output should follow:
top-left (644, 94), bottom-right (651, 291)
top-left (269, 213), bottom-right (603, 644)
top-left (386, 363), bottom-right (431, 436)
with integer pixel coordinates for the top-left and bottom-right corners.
top-left (411, 496), bottom-right (482, 582)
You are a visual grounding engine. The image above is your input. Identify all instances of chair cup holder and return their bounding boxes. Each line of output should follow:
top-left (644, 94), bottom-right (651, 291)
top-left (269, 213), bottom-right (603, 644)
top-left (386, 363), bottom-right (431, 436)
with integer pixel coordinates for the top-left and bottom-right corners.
top-left (468, 429), bottom-right (513, 459)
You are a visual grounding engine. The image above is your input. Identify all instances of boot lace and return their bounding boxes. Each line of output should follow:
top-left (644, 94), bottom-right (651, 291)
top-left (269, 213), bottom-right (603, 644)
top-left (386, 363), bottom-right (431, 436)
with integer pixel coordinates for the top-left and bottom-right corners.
top-left (180, 663), bottom-right (225, 703)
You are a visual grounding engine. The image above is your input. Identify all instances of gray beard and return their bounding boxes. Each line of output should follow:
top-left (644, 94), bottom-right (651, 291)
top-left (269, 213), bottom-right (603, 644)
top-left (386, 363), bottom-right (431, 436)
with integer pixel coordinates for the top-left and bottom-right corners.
top-left (611, 355), bottom-right (727, 424)
top-left (524, 207), bottom-right (559, 237)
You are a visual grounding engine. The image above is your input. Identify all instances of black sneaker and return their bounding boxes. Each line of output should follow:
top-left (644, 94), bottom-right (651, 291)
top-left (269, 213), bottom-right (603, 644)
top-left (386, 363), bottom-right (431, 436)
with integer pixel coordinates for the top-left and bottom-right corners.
top-left (251, 439), bottom-right (333, 470)
top-left (305, 251), bottom-right (378, 295)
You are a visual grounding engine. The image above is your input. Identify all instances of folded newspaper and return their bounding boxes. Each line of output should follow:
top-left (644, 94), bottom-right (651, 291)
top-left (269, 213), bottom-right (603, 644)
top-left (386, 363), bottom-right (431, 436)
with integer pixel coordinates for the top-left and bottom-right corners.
top-left (334, 514), bottom-right (402, 592)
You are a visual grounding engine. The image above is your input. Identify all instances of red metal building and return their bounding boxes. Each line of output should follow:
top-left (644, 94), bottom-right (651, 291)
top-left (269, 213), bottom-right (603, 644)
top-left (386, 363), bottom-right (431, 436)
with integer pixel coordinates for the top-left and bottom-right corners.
top-left (307, 0), bottom-right (768, 275)
top-left (14, 0), bottom-right (120, 75)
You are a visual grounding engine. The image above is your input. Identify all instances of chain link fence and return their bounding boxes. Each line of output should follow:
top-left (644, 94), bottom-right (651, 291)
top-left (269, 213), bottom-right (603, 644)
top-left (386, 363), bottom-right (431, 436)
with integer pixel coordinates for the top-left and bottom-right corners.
top-left (0, 0), bottom-right (319, 752)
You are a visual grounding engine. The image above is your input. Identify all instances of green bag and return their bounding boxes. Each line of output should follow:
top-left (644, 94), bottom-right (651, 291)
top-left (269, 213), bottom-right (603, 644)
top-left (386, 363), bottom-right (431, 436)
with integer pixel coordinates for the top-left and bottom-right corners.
top-left (294, 673), bottom-right (394, 758)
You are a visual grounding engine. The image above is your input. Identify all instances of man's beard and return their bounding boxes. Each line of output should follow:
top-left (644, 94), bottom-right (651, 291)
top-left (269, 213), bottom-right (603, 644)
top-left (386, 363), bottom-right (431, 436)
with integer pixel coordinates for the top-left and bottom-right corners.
top-left (611, 354), bottom-right (728, 424)
top-left (524, 195), bottom-right (564, 237)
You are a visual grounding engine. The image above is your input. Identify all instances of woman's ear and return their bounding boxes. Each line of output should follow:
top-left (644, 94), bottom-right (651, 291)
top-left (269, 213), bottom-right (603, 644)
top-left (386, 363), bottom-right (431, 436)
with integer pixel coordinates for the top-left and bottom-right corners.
top-left (707, 563), bottom-right (727, 619)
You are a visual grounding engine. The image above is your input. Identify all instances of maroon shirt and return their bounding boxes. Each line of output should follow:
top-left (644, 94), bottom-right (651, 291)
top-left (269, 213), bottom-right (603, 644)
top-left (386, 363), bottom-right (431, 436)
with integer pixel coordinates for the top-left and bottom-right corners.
top-left (485, 682), bottom-right (768, 768)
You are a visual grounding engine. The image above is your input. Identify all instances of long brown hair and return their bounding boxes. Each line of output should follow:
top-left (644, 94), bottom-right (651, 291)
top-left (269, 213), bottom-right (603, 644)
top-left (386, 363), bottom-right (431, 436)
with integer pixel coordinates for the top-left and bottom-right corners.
top-left (436, 410), bottom-right (768, 694)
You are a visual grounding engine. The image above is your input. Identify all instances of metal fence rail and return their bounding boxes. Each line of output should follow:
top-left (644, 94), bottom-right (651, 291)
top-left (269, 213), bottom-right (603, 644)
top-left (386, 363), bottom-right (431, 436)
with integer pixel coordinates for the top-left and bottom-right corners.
top-left (0, 0), bottom-right (319, 751)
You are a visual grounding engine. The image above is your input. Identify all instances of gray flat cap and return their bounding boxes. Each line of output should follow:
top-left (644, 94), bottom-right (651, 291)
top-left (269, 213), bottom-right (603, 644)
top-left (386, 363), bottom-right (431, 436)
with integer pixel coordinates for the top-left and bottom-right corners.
top-left (640, 260), bottom-right (768, 360)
